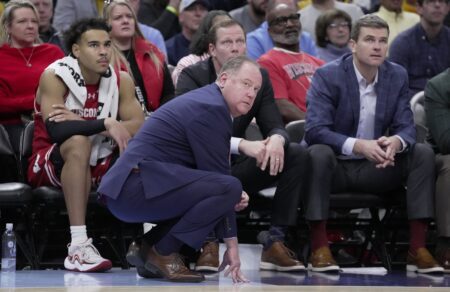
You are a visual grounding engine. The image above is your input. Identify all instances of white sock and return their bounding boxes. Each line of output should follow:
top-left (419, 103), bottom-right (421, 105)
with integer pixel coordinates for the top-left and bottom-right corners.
top-left (70, 225), bottom-right (88, 245)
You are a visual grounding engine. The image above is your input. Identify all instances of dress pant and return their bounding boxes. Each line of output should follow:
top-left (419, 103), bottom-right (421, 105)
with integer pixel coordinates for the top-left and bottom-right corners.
top-left (435, 154), bottom-right (450, 237)
top-left (105, 171), bottom-right (242, 250)
top-left (305, 143), bottom-right (435, 221)
top-left (231, 142), bottom-right (310, 226)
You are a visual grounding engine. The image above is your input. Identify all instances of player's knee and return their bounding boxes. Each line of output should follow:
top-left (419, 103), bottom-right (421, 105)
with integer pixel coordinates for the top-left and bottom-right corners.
top-left (61, 135), bottom-right (91, 161)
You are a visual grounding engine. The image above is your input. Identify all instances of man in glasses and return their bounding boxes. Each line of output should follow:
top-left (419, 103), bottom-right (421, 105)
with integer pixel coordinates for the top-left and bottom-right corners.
top-left (258, 3), bottom-right (324, 124)
top-left (389, 0), bottom-right (450, 99)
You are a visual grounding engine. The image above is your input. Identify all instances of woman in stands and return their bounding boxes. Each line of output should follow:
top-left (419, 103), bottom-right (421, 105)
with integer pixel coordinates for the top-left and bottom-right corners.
top-left (0, 0), bottom-right (64, 152)
top-left (171, 10), bottom-right (230, 86)
top-left (104, 0), bottom-right (174, 117)
top-left (315, 9), bottom-right (352, 63)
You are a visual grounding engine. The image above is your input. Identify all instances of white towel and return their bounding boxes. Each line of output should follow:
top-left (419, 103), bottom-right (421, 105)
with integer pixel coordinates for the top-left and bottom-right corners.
top-left (47, 56), bottom-right (119, 166)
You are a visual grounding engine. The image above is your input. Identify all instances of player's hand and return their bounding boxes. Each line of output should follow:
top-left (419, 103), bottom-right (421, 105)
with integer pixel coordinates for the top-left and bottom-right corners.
top-left (104, 118), bottom-right (131, 154)
top-left (48, 104), bottom-right (83, 122)
top-left (234, 191), bottom-right (249, 212)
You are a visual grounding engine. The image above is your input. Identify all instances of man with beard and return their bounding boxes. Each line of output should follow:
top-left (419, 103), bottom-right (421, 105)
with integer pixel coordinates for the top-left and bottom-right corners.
top-left (258, 3), bottom-right (324, 124)
top-left (230, 0), bottom-right (268, 33)
top-left (389, 0), bottom-right (450, 99)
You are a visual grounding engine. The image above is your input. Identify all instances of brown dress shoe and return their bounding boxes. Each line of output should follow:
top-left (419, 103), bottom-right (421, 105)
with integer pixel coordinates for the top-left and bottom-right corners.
top-left (308, 246), bottom-right (340, 272)
top-left (126, 241), bottom-right (160, 278)
top-left (145, 246), bottom-right (205, 282)
top-left (260, 241), bottom-right (305, 272)
top-left (435, 247), bottom-right (450, 272)
top-left (407, 247), bottom-right (444, 274)
top-left (195, 241), bottom-right (219, 272)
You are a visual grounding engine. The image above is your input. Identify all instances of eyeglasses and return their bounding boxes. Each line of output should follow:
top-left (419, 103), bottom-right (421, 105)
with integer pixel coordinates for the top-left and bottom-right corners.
top-left (269, 13), bottom-right (301, 27)
top-left (328, 22), bottom-right (350, 29)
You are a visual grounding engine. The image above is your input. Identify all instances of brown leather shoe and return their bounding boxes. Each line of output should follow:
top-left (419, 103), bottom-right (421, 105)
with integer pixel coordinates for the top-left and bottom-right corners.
top-left (260, 241), bottom-right (305, 272)
top-left (435, 246), bottom-right (450, 272)
top-left (308, 246), bottom-right (340, 272)
top-left (144, 246), bottom-right (205, 282)
top-left (126, 241), bottom-right (160, 278)
top-left (195, 241), bottom-right (219, 272)
top-left (407, 248), bottom-right (444, 274)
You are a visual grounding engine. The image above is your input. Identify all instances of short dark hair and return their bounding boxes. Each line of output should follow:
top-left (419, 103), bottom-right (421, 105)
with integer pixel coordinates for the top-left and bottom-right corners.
top-left (417, 0), bottom-right (449, 5)
top-left (63, 18), bottom-right (111, 56)
top-left (189, 10), bottom-right (231, 56)
top-left (218, 55), bottom-right (259, 76)
top-left (350, 14), bottom-right (389, 41)
top-left (315, 9), bottom-right (352, 48)
top-left (207, 19), bottom-right (245, 46)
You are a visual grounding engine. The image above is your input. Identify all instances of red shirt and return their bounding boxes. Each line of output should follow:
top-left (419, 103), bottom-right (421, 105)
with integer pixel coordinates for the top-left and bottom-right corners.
top-left (0, 43), bottom-right (64, 125)
top-left (258, 48), bottom-right (324, 112)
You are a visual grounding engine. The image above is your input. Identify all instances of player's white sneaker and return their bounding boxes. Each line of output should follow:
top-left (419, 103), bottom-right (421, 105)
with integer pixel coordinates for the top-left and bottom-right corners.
top-left (64, 238), bottom-right (112, 272)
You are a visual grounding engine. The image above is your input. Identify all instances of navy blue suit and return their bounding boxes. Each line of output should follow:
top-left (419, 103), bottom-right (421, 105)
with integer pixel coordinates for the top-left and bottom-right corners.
top-left (98, 84), bottom-right (242, 249)
top-left (304, 54), bottom-right (435, 221)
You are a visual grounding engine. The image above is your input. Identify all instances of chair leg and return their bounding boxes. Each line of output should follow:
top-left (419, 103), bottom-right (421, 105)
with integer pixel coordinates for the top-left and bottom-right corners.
top-left (369, 208), bottom-right (392, 271)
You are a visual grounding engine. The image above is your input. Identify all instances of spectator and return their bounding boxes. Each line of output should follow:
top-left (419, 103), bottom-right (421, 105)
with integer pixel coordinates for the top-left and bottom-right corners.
top-left (165, 0), bottom-right (209, 65)
top-left (30, 0), bottom-right (65, 51)
top-left (98, 56), bottom-right (257, 283)
top-left (27, 18), bottom-right (144, 272)
top-left (177, 19), bottom-right (310, 273)
top-left (299, 0), bottom-right (364, 41)
top-left (304, 15), bottom-right (442, 274)
top-left (389, 0), bottom-right (450, 99)
top-left (53, 0), bottom-right (99, 33)
top-left (0, 0), bottom-right (64, 153)
top-left (229, 0), bottom-right (268, 33)
top-left (127, 0), bottom-right (168, 57)
top-left (424, 67), bottom-right (450, 272)
top-left (258, 3), bottom-right (324, 123)
top-left (171, 10), bottom-right (231, 85)
top-left (138, 0), bottom-right (181, 40)
top-left (315, 9), bottom-right (352, 63)
top-left (246, 0), bottom-right (317, 60)
top-left (104, 0), bottom-right (174, 116)
top-left (374, 0), bottom-right (420, 46)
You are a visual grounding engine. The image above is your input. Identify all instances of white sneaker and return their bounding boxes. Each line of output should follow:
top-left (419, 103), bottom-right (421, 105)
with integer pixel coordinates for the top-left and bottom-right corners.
top-left (64, 238), bottom-right (112, 272)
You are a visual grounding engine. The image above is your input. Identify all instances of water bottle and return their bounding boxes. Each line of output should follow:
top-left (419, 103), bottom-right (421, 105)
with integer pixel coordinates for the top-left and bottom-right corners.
top-left (1, 223), bottom-right (16, 272)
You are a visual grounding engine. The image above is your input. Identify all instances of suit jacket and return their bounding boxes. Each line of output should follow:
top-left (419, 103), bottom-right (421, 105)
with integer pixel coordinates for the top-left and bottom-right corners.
top-left (305, 53), bottom-right (416, 154)
top-left (425, 68), bottom-right (450, 154)
top-left (98, 84), bottom-right (232, 200)
top-left (176, 57), bottom-right (289, 145)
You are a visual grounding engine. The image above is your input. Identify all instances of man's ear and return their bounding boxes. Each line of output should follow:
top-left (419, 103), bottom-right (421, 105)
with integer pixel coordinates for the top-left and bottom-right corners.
top-left (72, 43), bottom-right (80, 58)
top-left (217, 71), bottom-right (228, 88)
top-left (208, 43), bottom-right (216, 57)
top-left (349, 39), bottom-right (356, 53)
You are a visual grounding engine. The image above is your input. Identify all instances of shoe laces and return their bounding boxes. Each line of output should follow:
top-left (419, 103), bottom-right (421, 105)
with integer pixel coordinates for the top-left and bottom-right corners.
top-left (70, 238), bottom-right (105, 262)
top-left (279, 242), bottom-right (297, 260)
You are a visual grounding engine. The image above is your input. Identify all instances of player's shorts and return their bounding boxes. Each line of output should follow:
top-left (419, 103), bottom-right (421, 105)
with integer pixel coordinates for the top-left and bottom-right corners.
top-left (28, 143), bottom-right (119, 188)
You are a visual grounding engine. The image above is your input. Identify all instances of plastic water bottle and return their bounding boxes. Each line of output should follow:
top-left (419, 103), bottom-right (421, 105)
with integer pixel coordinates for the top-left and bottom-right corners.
top-left (1, 223), bottom-right (16, 272)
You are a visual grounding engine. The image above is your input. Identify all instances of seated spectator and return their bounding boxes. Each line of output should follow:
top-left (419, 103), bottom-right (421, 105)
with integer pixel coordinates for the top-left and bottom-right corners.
top-left (53, 0), bottom-right (100, 33)
top-left (27, 18), bottom-right (144, 272)
top-left (98, 56), bottom-right (257, 283)
top-left (315, 9), bottom-right (352, 63)
top-left (389, 0), bottom-right (450, 99)
top-left (177, 19), bottom-right (310, 273)
top-left (258, 3), bottom-right (324, 123)
top-left (165, 0), bottom-right (209, 65)
top-left (0, 0), bottom-right (64, 153)
top-left (104, 0), bottom-right (174, 116)
top-left (374, 0), bottom-right (420, 46)
top-left (247, 0), bottom-right (317, 60)
top-left (304, 15), bottom-right (442, 274)
top-left (127, 0), bottom-right (168, 58)
top-left (299, 0), bottom-right (364, 41)
top-left (30, 0), bottom-right (65, 52)
top-left (172, 10), bottom-right (231, 85)
top-left (425, 67), bottom-right (450, 272)
top-left (138, 0), bottom-right (181, 40)
top-left (229, 0), bottom-right (267, 33)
